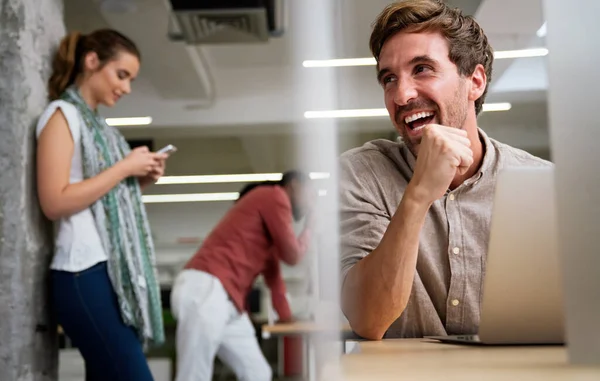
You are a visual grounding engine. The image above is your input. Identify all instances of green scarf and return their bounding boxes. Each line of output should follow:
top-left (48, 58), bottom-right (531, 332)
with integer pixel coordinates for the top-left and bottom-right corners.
top-left (61, 87), bottom-right (165, 347)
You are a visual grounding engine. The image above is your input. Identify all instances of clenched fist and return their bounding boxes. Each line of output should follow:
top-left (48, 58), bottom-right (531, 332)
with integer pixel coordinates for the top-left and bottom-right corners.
top-left (406, 124), bottom-right (473, 205)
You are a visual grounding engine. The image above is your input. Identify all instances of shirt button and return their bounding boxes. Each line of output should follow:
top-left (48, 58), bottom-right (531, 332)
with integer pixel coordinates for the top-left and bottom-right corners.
top-left (452, 247), bottom-right (460, 254)
top-left (451, 299), bottom-right (460, 306)
top-left (449, 194), bottom-right (455, 201)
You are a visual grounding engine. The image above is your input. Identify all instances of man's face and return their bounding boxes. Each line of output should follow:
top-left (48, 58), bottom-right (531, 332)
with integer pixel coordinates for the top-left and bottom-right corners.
top-left (377, 30), bottom-right (470, 156)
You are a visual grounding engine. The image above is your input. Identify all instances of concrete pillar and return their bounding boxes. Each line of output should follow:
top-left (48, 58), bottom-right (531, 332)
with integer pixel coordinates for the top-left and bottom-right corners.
top-left (0, 0), bottom-right (65, 380)
top-left (543, 0), bottom-right (600, 366)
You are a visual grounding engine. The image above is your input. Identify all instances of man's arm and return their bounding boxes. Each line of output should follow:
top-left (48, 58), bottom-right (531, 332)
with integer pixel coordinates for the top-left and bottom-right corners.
top-left (340, 126), bottom-right (473, 340)
top-left (342, 188), bottom-right (429, 340)
top-left (263, 254), bottom-right (293, 322)
top-left (260, 188), bottom-right (311, 266)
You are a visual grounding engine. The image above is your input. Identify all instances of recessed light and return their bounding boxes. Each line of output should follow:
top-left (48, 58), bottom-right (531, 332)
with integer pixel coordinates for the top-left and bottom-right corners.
top-left (105, 116), bottom-right (152, 126)
top-left (156, 172), bottom-right (330, 185)
top-left (304, 103), bottom-right (511, 119)
top-left (302, 48), bottom-right (548, 68)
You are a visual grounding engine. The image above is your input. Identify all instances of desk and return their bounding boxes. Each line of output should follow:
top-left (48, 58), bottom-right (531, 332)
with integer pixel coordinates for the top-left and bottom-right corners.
top-left (261, 321), bottom-right (351, 338)
top-left (262, 322), bottom-right (352, 381)
top-left (323, 338), bottom-right (600, 380)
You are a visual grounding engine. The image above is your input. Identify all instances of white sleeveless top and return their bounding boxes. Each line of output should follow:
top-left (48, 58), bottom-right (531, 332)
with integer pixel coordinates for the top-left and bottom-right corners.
top-left (36, 100), bottom-right (108, 272)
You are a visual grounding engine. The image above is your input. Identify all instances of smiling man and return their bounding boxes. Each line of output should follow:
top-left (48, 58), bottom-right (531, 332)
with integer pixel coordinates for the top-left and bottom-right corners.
top-left (339, 0), bottom-right (551, 340)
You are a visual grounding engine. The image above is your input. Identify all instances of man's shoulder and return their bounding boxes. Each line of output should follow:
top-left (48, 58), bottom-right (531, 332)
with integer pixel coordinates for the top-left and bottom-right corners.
top-left (240, 185), bottom-right (288, 209)
top-left (251, 184), bottom-right (285, 198)
top-left (490, 138), bottom-right (553, 168)
top-left (340, 138), bottom-right (407, 170)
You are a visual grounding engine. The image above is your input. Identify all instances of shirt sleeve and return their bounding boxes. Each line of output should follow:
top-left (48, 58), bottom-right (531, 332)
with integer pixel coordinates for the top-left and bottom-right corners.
top-left (262, 253), bottom-right (292, 321)
top-left (259, 187), bottom-right (311, 266)
top-left (36, 100), bottom-right (81, 142)
top-left (339, 152), bottom-right (393, 286)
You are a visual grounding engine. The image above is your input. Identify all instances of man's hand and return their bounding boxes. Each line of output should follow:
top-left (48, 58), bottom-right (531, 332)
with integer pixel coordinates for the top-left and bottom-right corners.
top-left (406, 124), bottom-right (473, 205)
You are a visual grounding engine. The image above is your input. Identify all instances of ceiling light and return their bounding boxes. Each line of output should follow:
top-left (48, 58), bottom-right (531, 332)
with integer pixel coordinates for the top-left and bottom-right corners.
top-left (309, 172), bottom-right (331, 180)
top-left (143, 192), bottom-right (240, 203)
top-left (481, 102), bottom-right (512, 112)
top-left (302, 48), bottom-right (548, 68)
top-left (303, 58), bottom-right (377, 68)
top-left (105, 116), bottom-right (152, 126)
top-left (537, 22), bottom-right (547, 38)
top-left (143, 189), bottom-right (330, 203)
top-left (157, 172), bottom-right (330, 185)
top-left (493, 48), bottom-right (548, 59)
top-left (304, 103), bottom-right (511, 119)
top-left (304, 109), bottom-right (388, 119)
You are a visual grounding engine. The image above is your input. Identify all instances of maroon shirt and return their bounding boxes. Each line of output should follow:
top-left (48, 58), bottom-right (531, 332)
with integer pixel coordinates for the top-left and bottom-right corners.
top-left (185, 185), bottom-right (311, 320)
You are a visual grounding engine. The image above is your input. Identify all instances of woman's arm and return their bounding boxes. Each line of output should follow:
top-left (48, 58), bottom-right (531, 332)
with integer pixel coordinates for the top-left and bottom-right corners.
top-left (36, 109), bottom-right (155, 220)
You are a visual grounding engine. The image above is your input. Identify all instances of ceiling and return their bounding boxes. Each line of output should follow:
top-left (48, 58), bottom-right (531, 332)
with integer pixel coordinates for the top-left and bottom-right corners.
top-left (63, 0), bottom-right (548, 141)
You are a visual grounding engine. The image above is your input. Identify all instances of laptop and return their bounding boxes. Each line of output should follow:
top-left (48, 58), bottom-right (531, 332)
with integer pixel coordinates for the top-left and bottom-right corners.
top-left (426, 166), bottom-right (565, 345)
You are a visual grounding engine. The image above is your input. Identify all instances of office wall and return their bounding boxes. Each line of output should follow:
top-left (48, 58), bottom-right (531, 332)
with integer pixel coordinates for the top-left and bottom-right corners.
top-left (0, 0), bottom-right (65, 379)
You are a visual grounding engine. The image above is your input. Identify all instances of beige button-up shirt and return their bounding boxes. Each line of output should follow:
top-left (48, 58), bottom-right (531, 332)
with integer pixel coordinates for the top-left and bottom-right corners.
top-left (340, 129), bottom-right (551, 338)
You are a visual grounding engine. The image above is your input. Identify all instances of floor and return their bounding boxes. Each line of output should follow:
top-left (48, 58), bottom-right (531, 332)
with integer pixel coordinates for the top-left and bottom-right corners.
top-left (59, 350), bottom-right (171, 381)
top-left (59, 349), bottom-right (297, 381)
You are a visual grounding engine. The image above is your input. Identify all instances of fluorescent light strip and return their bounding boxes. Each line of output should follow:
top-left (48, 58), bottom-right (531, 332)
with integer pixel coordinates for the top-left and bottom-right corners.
top-left (143, 189), bottom-right (330, 203)
top-left (493, 48), bottom-right (548, 59)
top-left (305, 108), bottom-right (388, 119)
top-left (303, 57), bottom-right (376, 67)
top-left (157, 172), bottom-right (330, 185)
top-left (105, 116), bottom-right (152, 126)
top-left (304, 103), bottom-right (511, 119)
top-left (302, 48), bottom-right (548, 68)
top-left (143, 192), bottom-right (240, 203)
top-left (481, 102), bottom-right (512, 112)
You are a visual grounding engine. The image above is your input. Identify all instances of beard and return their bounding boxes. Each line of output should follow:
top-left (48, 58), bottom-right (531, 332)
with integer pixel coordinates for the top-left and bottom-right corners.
top-left (395, 83), bottom-right (469, 157)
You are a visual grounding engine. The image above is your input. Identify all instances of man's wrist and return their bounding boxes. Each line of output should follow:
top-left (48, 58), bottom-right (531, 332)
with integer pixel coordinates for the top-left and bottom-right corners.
top-left (403, 183), bottom-right (433, 209)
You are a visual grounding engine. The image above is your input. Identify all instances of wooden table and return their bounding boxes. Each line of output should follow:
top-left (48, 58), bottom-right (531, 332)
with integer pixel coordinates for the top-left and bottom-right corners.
top-left (322, 338), bottom-right (600, 380)
top-left (262, 321), bottom-right (352, 381)
top-left (261, 321), bottom-right (351, 339)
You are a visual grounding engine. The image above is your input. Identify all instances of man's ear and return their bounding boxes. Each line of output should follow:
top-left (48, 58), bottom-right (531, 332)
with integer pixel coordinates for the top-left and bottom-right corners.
top-left (468, 64), bottom-right (486, 102)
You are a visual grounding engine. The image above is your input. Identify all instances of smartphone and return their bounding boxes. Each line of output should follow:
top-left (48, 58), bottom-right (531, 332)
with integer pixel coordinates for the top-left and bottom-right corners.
top-left (157, 144), bottom-right (177, 155)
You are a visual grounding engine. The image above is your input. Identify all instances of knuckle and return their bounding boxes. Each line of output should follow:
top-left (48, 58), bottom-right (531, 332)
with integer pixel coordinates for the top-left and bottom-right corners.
top-left (423, 125), bottom-right (436, 137)
top-left (438, 138), bottom-right (450, 151)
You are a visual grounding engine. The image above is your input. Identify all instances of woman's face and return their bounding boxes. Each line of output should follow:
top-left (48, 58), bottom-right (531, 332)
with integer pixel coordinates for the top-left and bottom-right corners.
top-left (85, 51), bottom-right (140, 108)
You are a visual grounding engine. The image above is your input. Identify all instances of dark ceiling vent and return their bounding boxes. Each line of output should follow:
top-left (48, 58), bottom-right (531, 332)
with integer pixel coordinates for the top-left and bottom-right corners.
top-left (168, 0), bottom-right (286, 44)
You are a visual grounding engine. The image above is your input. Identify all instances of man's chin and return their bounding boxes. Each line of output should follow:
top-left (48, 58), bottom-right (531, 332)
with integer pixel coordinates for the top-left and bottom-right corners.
top-left (408, 144), bottom-right (420, 157)
top-left (399, 134), bottom-right (421, 157)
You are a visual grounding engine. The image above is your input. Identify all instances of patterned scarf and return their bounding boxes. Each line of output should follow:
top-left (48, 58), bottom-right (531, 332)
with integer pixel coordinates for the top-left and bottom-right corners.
top-left (61, 86), bottom-right (165, 347)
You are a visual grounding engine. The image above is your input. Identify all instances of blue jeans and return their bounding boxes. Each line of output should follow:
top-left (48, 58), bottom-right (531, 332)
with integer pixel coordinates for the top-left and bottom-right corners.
top-left (52, 262), bottom-right (154, 381)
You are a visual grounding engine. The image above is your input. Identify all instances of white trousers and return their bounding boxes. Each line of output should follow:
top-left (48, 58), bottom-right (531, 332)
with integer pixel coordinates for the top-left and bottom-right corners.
top-left (171, 269), bottom-right (272, 381)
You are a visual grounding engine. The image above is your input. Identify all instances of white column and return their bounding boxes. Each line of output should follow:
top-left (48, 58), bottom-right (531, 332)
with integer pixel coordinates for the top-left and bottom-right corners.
top-left (289, 0), bottom-right (342, 379)
top-left (543, 0), bottom-right (600, 365)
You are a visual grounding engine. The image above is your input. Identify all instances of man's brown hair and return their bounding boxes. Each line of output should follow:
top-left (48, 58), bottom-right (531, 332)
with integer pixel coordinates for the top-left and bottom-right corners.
top-left (370, 0), bottom-right (494, 115)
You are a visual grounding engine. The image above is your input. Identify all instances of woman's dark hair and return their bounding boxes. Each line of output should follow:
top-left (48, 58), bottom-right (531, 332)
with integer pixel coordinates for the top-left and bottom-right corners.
top-left (48, 29), bottom-right (141, 100)
top-left (237, 170), bottom-right (308, 201)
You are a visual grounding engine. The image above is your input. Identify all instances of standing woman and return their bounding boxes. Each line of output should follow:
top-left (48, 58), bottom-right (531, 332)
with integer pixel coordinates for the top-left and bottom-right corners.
top-left (36, 29), bottom-right (166, 380)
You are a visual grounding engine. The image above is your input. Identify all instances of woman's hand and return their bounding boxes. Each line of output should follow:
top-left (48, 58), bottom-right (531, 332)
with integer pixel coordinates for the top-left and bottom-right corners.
top-left (137, 152), bottom-right (168, 188)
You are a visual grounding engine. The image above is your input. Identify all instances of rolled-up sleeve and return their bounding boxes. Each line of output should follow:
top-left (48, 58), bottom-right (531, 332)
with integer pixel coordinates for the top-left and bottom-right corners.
top-left (339, 152), bottom-right (393, 285)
